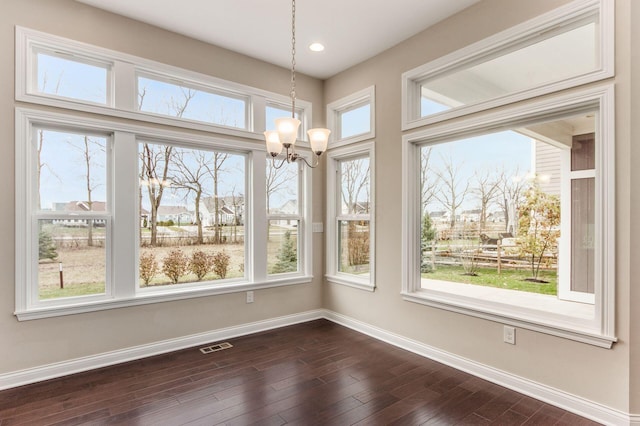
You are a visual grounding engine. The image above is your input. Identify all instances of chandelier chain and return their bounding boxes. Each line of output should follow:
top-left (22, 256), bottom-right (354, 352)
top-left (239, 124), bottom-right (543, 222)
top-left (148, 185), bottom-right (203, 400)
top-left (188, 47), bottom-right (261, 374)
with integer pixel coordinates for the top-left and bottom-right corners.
top-left (290, 0), bottom-right (296, 117)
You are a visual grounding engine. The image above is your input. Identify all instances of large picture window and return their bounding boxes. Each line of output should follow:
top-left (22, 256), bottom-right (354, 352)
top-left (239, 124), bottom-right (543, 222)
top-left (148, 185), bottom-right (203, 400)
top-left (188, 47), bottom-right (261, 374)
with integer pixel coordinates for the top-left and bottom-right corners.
top-left (138, 141), bottom-right (246, 288)
top-left (15, 108), bottom-right (314, 320)
top-left (402, 86), bottom-right (615, 347)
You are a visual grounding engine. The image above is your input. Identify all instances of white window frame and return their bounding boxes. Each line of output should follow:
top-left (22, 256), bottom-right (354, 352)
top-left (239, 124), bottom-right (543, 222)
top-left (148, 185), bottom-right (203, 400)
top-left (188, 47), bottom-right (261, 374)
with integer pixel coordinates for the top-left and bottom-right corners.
top-left (327, 86), bottom-right (375, 148)
top-left (401, 0), bottom-right (614, 130)
top-left (401, 85), bottom-right (615, 348)
top-left (15, 26), bottom-right (313, 143)
top-left (15, 108), bottom-right (314, 321)
top-left (326, 142), bottom-right (376, 291)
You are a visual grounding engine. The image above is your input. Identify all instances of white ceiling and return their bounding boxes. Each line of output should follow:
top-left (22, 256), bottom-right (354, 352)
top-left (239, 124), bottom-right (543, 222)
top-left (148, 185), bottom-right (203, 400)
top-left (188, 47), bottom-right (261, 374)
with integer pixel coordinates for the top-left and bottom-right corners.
top-left (75, 0), bottom-right (480, 79)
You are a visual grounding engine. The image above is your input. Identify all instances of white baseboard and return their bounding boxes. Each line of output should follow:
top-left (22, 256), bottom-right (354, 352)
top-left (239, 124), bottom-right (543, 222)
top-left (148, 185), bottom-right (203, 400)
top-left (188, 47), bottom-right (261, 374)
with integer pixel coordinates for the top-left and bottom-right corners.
top-left (323, 310), bottom-right (634, 426)
top-left (0, 309), bottom-right (324, 391)
top-left (1, 308), bottom-right (636, 425)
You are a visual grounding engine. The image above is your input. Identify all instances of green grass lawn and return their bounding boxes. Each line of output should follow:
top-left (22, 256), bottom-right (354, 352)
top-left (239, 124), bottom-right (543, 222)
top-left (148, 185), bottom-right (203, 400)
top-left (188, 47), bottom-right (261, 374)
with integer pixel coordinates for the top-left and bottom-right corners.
top-left (423, 264), bottom-right (557, 295)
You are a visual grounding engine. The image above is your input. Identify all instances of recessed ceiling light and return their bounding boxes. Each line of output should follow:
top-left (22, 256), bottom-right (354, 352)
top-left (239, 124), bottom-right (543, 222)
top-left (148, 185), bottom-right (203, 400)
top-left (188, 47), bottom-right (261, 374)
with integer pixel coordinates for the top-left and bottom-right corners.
top-left (309, 43), bottom-right (325, 52)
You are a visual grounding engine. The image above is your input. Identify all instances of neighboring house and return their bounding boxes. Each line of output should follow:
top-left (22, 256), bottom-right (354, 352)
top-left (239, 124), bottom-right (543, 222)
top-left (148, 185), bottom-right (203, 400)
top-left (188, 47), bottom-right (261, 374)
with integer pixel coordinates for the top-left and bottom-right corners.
top-left (199, 196), bottom-right (244, 227)
top-left (532, 139), bottom-right (562, 196)
top-left (156, 206), bottom-right (193, 224)
top-left (429, 210), bottom-right (449, 224)
top-left (460, 209), bottom-right (481, 223)
top-left (270, 199), bottom-right (300, 226)
top-left (486, 210), bottom-right (506, 223)
top-left (52, 201), bottom-right (107, 227)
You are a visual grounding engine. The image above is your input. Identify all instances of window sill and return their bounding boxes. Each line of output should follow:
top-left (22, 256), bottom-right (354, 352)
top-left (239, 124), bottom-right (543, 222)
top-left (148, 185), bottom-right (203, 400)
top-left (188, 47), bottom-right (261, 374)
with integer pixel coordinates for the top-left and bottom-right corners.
top-left (403, 279), bottom-right (616, 348)
top-left (326, 274), bottom-right (375, 292)
top-left (14, 276), bottom-right (313, 321)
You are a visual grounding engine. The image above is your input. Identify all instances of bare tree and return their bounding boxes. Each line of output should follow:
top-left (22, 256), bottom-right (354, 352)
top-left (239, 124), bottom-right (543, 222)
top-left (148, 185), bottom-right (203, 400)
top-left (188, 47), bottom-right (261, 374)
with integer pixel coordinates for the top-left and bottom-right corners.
top-left (204, 152), bottom-right (229, 244)
top-left (170, 149), bottom-right (212, 244)
top-left (36, 72), bottom-right (63, 210)
top-left (63, 136), bottom-right (104, 247)
top-left (433, 154), bottom-right (470, 229)
top-left (140, 144), bottom-right (172, 246)
top-left (139, 87), bottom-right (196, 246)
top-left (420, 146), bottom-right (439, 215)
top-left (227, 187), bottom-right (244, 243)
top-left (498, 167), bottom-right (527, 234)
top-left (341, 158), bottom-right (370, 214)
top-left (266, 162), bottom-right (296, 213)
top-left (82, 136), bottom-right (98, 246)
top-left (472, 168), bottom-right (501, 230)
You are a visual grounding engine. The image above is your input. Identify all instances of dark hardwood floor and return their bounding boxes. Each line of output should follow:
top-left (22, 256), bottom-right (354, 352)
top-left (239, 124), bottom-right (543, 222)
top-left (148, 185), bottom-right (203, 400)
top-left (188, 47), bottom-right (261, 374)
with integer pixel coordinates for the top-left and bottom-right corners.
top-left (0, 319), bottom-right (600, 425)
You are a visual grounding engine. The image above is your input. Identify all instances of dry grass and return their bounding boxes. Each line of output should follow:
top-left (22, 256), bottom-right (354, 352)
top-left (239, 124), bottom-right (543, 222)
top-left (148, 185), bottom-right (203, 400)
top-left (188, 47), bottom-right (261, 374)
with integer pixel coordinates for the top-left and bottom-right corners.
top-left (38, 225), bottom-right (299, 299)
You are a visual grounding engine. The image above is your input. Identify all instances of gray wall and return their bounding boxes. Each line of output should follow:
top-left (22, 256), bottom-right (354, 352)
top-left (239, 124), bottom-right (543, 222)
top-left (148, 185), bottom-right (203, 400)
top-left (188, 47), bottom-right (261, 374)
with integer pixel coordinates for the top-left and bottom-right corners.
top-left (323, 0), bottom-right (637, 415)
top-left (0, 0), bottom-right (325, 373)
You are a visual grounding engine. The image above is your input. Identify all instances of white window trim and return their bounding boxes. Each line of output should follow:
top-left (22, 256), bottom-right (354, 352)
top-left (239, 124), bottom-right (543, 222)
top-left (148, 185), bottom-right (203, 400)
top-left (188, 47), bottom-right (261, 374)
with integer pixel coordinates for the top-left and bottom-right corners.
top-left (327, 86), bottom-right (375, 148)
top-left (15, 26), bottom-right (313, 144)
top-left (326, 141), bottom-right (376, 291)
top-left (401, 85), bottom-right (615, 348)
top-left (15, 107), bottom-right (315, 321)
top-left (401, 0), bottom-right (614, 130)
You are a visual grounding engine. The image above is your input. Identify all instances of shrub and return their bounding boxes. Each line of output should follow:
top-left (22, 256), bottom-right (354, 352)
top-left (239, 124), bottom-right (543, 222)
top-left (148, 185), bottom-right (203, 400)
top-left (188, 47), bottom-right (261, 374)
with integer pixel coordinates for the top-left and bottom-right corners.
top-left (347, 223), bottom-right (369, 266)
top-left (39, 230), bottom-right (58, 261)
top-left (189, 250), bottom-right (213, 281)
top-left (272, 230), bottom-right (297, 273)
top-left (139, 252), bottom-right (159, 285)
top-left (162, 249), bottom-right (188, 284)
top-left (212, 251), bottom-right (231, 279)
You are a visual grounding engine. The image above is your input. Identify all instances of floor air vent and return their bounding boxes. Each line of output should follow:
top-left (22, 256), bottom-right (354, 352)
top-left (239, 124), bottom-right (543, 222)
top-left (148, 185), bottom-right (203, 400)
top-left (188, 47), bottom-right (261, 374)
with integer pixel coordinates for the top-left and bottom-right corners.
top-left (199, 342), bottom-right (233, 354)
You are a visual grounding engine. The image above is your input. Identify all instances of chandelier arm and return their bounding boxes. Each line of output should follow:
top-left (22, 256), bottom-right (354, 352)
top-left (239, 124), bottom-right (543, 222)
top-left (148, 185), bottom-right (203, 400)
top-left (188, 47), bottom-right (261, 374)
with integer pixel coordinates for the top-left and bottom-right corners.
top-left (270, 155), bottom-right (289, 170)
top-left (296, 154), bottom-right (320, 169)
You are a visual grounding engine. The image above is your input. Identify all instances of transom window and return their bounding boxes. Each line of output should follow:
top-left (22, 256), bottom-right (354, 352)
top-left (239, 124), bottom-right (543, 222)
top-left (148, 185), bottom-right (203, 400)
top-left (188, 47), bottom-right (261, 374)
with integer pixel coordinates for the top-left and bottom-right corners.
top-left (34, 48), bottom-right (110, 105)
top-left (17, 27), bottom-right (313, 140)
top-left (402, 0), bottom-right (613, 129)
top-left (137, 73), bottom-right (248, 129)
top-left (327, 86), bottom-right (375, 147)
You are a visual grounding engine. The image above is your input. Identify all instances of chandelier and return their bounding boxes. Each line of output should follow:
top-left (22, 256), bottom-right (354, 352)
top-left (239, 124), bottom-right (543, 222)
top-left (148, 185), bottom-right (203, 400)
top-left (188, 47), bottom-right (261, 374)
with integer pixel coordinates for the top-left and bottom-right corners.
top-left (263, 0), bottom-right (330, 169)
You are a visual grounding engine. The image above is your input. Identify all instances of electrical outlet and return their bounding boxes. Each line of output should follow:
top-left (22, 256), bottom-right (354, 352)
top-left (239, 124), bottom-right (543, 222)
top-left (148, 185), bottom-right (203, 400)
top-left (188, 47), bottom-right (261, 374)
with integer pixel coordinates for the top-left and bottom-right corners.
top-left (246, 291), bottom-right (254, 304)
top-left (503, 326), bottom-right (516, 345)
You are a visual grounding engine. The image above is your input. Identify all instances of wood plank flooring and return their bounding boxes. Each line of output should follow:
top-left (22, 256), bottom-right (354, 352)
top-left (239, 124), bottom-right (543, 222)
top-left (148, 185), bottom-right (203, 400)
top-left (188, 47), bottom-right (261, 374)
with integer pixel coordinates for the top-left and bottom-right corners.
top-left (0, 319), bottom-right (600, 425)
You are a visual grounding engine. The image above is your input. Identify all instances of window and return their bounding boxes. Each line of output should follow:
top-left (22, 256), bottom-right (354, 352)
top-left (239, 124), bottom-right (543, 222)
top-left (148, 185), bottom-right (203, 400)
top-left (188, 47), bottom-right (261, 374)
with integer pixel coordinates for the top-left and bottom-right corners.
top-left (402, 86), bottom-right (615, 347)
top-left (402, 0), bottom-right (613, 129)
top-left (266, 160), bottom-right (302, 275)
top-left (34, 49), bottom-right (110, 105)
top-left (33, 127), bottom-right (111, 303)
top-left (16, 27), bottom-right (313, 140)
top-left (15, 108), bottom-right (314, 320)
top-left (137, 73), bottom-right (248, 129)
top-left (138, 141), bottom-right (246, 288)
top-left (327, 86), bottom-right (375, 147)
top-left (326, 142), bottom-right (375, 290)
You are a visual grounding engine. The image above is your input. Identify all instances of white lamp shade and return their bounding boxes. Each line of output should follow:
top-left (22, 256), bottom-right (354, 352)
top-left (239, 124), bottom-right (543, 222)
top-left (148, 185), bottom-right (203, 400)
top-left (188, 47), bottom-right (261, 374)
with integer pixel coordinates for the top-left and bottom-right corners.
top-left (307, 128), bottom-right (330, 154)
top-left (264, 131), bottom-right (283, 156)
top-left (275, 117), bottom-right (301, 146)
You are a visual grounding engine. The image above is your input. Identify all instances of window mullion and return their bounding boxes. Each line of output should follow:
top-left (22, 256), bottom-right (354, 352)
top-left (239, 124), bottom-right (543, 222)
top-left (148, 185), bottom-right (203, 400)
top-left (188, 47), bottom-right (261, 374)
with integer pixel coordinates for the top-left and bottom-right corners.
top-left (251, 152), bottom-right (267, 282)
top-left (112, 131), bottom-right (137, 299)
